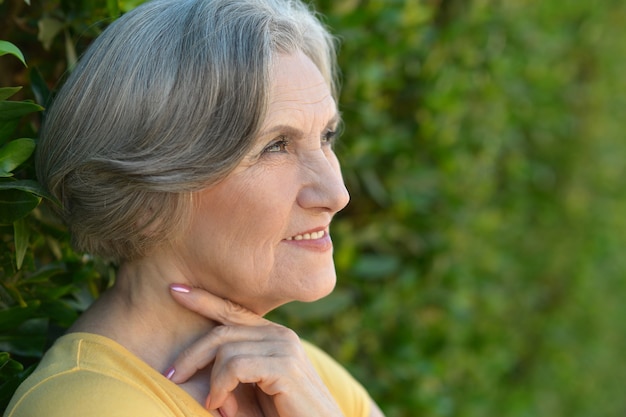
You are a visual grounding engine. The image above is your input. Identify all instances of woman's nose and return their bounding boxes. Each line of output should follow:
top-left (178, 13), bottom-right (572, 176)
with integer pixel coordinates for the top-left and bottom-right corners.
top-left (297, 151), bottom-right (350, 214)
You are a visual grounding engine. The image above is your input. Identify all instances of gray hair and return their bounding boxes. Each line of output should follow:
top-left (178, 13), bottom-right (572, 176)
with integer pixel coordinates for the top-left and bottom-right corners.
top-left (36, 0), bottom-right (338, 262)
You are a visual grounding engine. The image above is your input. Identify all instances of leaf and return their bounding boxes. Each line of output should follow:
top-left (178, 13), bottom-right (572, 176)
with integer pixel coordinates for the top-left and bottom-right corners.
top-left (0, 188), bottom-right (40, 225)
top-left (0, 318), bottom-right (47, 357)
top-left (37, 16), bottom-right (65, 51)
top-left (40, 300), bottom-right (78, 327)
top-left (29, 68), bottom-right (50, 108)
top-left (0, 120), bottom-right (20, 146)
top-left (13, 218), bottom-right (29, 270)
top-left (20, 264), bottom-right (65, 285)
top-left (34, 284), bottom-right (75, 300)
top-left (0, 353), bottom-right (23, 376)
top-left (0, 283), bottom-right (26, 308)
top-left (0, 139), bottom-right (36, 177)
top-left (0, 41), bottom-right (26, 67)
top-left (0, 302), bottom-right (40, 333)
top-left (0, 101), bottom-right (43, 121)
top-left (0, 179), bottom-right (56, 203)
top-left (0, 87), bottom-right (21, 102)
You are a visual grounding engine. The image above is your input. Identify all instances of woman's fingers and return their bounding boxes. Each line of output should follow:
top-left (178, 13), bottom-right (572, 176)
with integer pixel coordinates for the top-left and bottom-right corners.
top-left (207, 351), bottom-right (338, 416)
top-left (169, 284), bottom-right (267, 326)
top-left (211, 392), bottom-right (239, 417)
top-left (169, 330), bottom-right (284, 383)
top-left (167, 285), bottom-right (303, 384)
top-left (205, 335), bottom-right (308, 411)
top-left (207, 356), bottom-right (280, 409)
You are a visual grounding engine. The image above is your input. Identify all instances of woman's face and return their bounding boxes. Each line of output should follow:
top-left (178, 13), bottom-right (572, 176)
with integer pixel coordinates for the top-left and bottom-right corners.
top-left (176, 51), bottom-right (350, 315)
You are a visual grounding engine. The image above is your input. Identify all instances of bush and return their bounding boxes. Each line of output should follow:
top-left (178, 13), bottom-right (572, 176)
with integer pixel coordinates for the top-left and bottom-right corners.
top-left (2, 0), bottom-right (626, 416)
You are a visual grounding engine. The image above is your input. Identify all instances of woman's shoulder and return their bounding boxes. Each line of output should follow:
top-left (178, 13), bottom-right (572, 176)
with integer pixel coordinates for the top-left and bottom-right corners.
top-left (301, 339), bottom-right (373, 417)
top-left (5, 333), bottom-right (208, 417)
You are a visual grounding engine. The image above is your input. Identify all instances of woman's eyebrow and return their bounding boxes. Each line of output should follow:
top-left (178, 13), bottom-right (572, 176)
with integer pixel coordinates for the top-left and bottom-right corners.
top-left (259, 113), bottom-right (341, 138)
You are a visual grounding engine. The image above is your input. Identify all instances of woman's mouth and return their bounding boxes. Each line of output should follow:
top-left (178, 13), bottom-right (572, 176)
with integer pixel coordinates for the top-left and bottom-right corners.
top-left (283, 228), bottom-right (332, 252)
top-left (285, 230), bottom-right (326, 241)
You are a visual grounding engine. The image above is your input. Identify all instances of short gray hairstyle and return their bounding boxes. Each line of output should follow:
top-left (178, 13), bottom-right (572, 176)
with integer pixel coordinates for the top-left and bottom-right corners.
top-left (36, 0), bottom-right (338, 262)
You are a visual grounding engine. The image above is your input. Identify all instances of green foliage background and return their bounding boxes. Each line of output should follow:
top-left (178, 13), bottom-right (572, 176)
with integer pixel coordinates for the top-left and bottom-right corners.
top-left (1, 0), bottom-right (626, 416)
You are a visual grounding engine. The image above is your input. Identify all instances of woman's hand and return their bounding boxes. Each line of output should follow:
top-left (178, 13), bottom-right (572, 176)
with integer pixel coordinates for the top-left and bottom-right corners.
top-left (166, 284), bottom-right (345, 417)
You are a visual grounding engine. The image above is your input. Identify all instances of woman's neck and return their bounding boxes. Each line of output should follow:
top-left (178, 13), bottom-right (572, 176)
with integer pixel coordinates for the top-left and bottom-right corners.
top-left (69, 255), bottom-right (218, 373)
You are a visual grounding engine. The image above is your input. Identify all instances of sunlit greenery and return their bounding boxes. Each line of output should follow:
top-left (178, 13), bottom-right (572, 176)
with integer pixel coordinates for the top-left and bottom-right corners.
top-left (1, 0), bottom-right (626, 416)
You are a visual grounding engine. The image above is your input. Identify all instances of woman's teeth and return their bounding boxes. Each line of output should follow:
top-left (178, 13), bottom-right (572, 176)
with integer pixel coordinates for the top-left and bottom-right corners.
top-left (286, 230), bottom-right (325, 241)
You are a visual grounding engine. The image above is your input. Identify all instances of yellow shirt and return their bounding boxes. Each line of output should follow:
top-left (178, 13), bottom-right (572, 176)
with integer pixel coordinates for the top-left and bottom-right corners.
top-left (5, 332), bottom-right (371, 417)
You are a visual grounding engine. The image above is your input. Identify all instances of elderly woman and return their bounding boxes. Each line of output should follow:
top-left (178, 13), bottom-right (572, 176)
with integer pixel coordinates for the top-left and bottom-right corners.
top-left (6, 0), bottom-right (385, 416)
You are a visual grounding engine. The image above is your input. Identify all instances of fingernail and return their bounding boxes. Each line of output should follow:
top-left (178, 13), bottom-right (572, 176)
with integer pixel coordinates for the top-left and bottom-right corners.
top-left (170, 284), bottom-right (191, 293)
top-left (218, 408), bottom-right (227, 417)
top-left (164, 367), bottom-right (176, 380)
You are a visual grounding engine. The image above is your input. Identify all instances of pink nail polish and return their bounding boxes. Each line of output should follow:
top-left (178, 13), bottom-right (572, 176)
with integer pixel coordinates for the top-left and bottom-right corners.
top-left (164, 367), bottom-right (176, 380)
top-left (170, 284), bottom-right (191, 293)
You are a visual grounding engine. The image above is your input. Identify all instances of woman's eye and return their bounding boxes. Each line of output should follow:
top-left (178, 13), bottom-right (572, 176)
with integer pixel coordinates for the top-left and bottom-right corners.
top-left (322, 130), bottom-right (337, 146)
top-left (263, 138), bottom-right (289, 154)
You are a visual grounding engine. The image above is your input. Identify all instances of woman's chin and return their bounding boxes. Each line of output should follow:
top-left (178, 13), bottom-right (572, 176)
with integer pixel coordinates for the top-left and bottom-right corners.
top-left (247, 269), bottom-right (338, 315)
top-left (296, 274), bottom-right (337, 303)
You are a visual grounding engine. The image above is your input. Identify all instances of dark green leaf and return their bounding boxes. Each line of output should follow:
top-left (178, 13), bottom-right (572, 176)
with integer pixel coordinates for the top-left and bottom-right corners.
top-left (0, 319), bottom-right (47, 357)
top-left (0, 119), bottom-right (20, 146)
top-left (40, 300), bottom-right (78, 327)
top-left (0, 303), bottom-right (40, 333)
top-left (0, 41), bottom-right (26, 67)
top-left (0, 101), bottom-right (43, 121)
top-left (20, 264), bottom-right (66, 285)
top-left (0, 354), bottom-right (23, 376)
top-left (0, 179), bottom-right (55, 202)
top-left (29, 68), bottom-right (50, 108)
top-left (0, 87), bottom-right (21, 102)
top-left (0, 189), bottom-right (40, 224)
top-left (34, 284), bottom-right (75, 300)
top-left (0, 139), bottom-right (36, 177)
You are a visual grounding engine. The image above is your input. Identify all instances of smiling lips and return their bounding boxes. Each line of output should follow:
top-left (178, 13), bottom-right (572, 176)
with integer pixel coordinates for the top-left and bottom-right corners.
top-left (284, 229), bottom-right (332, 252)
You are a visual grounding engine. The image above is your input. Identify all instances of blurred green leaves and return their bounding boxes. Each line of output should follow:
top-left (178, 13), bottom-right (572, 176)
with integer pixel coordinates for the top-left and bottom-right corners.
top-left (1, 0), bottom-right (626, 416)
top-left (0, 43), bottom-right (43, 267)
